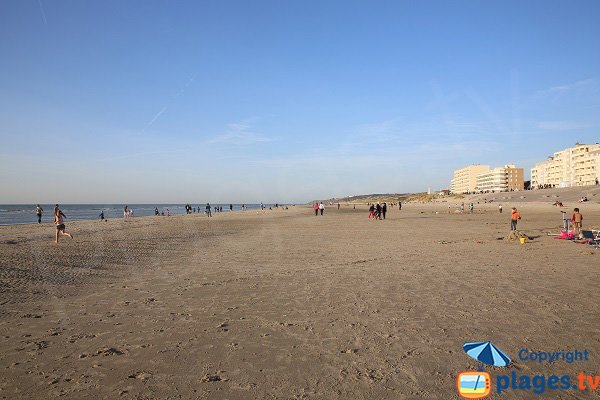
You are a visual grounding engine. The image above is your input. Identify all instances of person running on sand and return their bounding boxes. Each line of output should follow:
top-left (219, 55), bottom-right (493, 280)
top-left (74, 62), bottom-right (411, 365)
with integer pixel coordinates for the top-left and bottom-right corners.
top-left (571, 208), bottom-right (583, 237)
top-left (314, 202), bottom-right (319, 216)
top-left (35, 204), bottom-right (43, 224)
top-left (319, 202), bottom-right (325, 216)
top-left (54, 205), bottom-right (73, 243)
top-left (510, 207), bottom-right (521, 231)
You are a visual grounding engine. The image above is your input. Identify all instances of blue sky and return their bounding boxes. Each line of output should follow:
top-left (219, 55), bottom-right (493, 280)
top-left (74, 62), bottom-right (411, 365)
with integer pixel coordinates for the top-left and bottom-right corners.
top-left (1, 0), bottom-right (599, 203)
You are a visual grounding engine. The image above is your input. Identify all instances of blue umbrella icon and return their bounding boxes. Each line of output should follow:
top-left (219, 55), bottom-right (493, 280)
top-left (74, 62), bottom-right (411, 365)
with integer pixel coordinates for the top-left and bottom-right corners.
top-left (463, 341), bottom-right (511, 367)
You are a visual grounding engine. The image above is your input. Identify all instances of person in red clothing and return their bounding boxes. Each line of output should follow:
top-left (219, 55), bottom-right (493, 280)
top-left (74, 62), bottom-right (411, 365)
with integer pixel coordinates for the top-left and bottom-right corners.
top-left (571, 208), bottom-right (583, 237)
top-left (313, 202), bottom-right (319, 216)
top-left (368, 204), bottom-right (376, 219)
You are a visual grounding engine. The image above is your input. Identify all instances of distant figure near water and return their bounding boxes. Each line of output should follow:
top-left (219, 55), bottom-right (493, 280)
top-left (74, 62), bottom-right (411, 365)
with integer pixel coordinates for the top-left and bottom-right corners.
top-left (206, 203), bottom-right (212, 217)
top-left (99, 211), bottom-right (104, 220)
top-left (54, 204), bottom-right (73, 244)
top-left (35, 204), bottom-right (43, 224)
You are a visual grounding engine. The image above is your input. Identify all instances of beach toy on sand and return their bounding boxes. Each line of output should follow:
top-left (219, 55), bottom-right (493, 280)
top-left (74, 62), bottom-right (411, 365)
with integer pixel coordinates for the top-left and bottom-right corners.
top-left (519, 237), bottom-right (526, 245)
top-left (463, 341), bottom-right (511, 367)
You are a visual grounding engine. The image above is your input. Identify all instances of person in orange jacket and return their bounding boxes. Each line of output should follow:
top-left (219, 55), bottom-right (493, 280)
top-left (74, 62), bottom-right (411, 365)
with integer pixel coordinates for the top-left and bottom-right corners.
top-left (511, 207), bottom-right (521, 231)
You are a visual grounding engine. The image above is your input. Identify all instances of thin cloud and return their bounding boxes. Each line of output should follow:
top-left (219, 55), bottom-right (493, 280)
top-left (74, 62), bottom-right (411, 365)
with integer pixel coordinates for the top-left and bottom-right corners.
top-left (38, 0), bottom-right (47, 25)
top-left (537, 121), bottom-right (591, 131)
top-left (536, 78), bottom-right (596, 97)
top-left (209, 120), bottom-right (274, 145)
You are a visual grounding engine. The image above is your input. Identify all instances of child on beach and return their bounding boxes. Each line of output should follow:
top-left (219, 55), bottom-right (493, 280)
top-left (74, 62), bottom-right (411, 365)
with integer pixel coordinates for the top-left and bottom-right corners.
top-left (54, 205), bottom-right (73, 243)
top-left (511, 207), bottom-right (521, 231)
top-left (571, 208), bottom-right (583, 237)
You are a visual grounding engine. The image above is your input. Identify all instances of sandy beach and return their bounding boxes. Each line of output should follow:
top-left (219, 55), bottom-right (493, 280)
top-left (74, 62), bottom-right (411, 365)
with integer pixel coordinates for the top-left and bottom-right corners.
top-left (1, 198), bottom-right (599, 399)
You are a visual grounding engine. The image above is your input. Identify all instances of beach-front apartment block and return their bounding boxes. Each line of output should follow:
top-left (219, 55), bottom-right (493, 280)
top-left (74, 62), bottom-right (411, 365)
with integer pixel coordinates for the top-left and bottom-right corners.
top-left (531, 143), bottom-right (600, 188)
top-left (450, 165), bottom-right (490, 194)
top-left (476, 165), bottom-right (524, 192)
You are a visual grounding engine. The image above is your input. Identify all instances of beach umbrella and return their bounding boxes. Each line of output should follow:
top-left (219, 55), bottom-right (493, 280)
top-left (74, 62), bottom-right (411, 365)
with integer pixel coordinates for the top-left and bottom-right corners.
top-left (463, 341), bottom-right (511, 367)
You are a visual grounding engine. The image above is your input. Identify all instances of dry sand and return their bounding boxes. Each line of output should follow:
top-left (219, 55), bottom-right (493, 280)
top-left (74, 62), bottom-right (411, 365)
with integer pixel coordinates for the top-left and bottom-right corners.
top-left (1, 200), bottom-right (599, 399)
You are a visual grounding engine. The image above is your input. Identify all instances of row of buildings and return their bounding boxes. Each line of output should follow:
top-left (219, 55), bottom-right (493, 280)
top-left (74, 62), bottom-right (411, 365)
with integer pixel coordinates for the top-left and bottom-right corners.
top-left (531, 143), bottom-right (600, 188)
top-left (450, 164), bottom-right (524, 194)
top-left (449, 143), bottom-right (600, 194)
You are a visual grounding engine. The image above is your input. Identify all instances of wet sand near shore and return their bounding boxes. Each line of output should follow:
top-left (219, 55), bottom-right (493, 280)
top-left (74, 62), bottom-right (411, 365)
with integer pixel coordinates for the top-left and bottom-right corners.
top-left (1, 204), bottom-right (599, 399)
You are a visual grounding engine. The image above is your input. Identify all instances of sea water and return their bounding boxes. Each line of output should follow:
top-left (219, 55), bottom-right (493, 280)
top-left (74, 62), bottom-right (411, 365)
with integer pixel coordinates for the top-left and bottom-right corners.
top-left (0, 204), bottom-right (280, 225)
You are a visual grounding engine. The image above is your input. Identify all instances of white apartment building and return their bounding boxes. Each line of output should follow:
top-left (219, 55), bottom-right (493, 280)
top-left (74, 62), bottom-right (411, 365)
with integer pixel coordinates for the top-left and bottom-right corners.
top-left (476, 165), bottom-right (524, 193)
top-left (531, 143), bottom-right (600, 188)
top-left (450, 165), bottom-right (490, 194)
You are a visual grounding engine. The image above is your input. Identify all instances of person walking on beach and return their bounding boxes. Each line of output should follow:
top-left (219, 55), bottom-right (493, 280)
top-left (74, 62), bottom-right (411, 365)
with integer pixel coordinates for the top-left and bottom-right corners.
top-left (382, 202), bottom-right (387, 219)
top-left (571, 208), bottom-right (583, 237)
top-left (510, 207), bottom-right (521, 231)
top-left (398, 201), bottom-right (402, 211)
top-left (206, 203), bottom-right (212, 217)
top-left (498, 204), bottom-right (503, 214)
top-left (375, 203), bottom-right (382, 220)
top-left (368, 204), bottom-right (376, 219)
top-left (99, 211), bottom-right (104, 221)
top-left (35, 204), bottom-right (43, 224)
top-left (314, 202), bottom-right (319, 216)
top-left (155, 207), bottom-right (159, 216)
top-left (124, 205), bottom-right (129, 220)
top-left (230, 204), bottom-right (233, 211)
top-left (469, 203), bottom-right (474, 213)
top-left (319, 202), bottom-right (325, 216)
top-left (54, 205), bottom-right (73, 243)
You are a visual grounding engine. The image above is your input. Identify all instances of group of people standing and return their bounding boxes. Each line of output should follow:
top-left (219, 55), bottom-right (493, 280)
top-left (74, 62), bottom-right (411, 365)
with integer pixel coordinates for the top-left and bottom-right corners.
top-left (368, 202), bottom-right (388, 220)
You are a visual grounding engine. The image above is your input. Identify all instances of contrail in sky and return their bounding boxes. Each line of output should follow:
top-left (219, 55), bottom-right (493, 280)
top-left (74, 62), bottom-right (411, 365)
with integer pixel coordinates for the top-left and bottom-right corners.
top-left (142, 74), bottom-right (197, 132)
top-left (144, 106), bottom-right (169, 131)
top-left (38, 0), bottom-right (47, 24)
